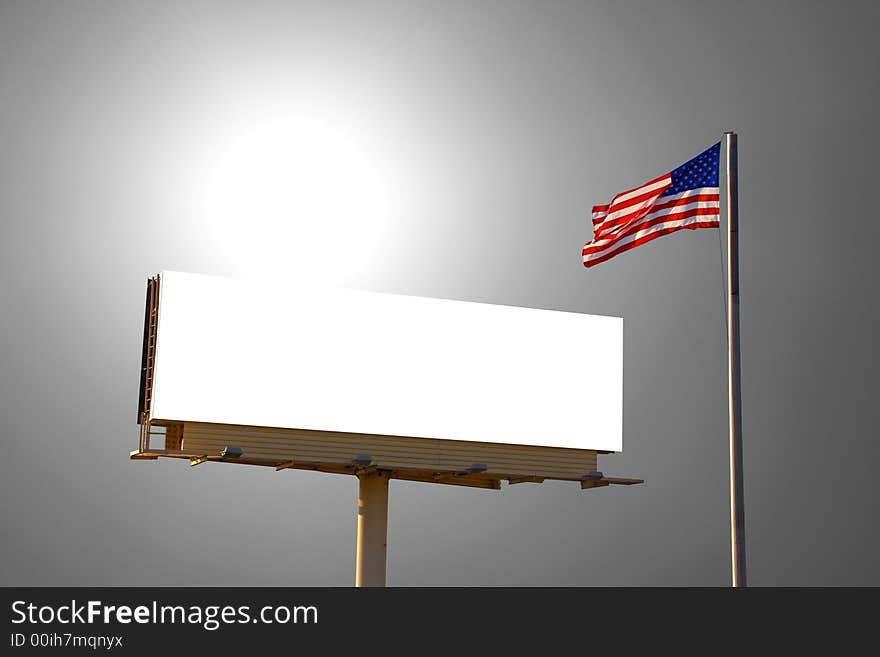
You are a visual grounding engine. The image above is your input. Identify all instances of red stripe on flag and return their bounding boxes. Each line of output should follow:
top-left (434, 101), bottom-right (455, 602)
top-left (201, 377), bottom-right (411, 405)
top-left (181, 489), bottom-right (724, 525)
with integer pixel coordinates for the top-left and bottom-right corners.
top-left (593, 190), bottom-right (718, 240)
top-left (583, 205), bottom-right (720, 255)
top-left (583, 220), bottom-right (720, 268)
top-left (604, 186), bottom-right (669, 216)
top-left (648, 192), bottom-right (719, 213)
top-left (608, 173), bottom-right (671, 203)
top-left (591, 175), bottom-right (672, 228)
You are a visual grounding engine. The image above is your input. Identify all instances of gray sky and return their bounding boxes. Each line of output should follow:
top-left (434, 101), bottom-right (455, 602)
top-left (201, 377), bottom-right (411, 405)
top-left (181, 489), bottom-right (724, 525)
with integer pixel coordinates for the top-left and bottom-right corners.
top-left (1, 0), bottom-right (878, 586)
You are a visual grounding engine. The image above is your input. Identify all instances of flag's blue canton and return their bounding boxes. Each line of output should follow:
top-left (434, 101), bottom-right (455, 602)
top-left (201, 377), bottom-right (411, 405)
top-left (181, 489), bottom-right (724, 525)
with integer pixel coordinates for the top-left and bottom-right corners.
top-left (662, 142), bottom-right (721, 196)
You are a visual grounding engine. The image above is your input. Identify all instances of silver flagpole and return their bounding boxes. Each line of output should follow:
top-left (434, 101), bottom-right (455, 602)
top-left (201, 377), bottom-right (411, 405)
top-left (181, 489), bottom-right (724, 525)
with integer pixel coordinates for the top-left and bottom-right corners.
top-left (724, 131), bottom-right (747, 587)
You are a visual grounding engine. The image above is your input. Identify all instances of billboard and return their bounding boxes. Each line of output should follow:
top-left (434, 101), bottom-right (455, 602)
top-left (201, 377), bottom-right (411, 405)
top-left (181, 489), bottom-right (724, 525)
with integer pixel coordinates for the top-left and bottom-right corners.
top-left (141, 271), bottom-right (623, 454)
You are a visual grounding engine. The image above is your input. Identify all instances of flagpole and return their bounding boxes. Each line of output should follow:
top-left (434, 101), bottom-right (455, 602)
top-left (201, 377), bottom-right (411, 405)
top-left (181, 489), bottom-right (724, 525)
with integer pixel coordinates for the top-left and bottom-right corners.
top-left (724, 131), bottom-right (747, 587)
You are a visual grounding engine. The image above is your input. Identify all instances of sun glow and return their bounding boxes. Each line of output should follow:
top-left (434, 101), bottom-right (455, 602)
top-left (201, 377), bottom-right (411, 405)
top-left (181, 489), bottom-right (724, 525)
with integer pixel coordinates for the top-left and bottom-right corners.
top-left (202, 118), bottom-right (389, 282)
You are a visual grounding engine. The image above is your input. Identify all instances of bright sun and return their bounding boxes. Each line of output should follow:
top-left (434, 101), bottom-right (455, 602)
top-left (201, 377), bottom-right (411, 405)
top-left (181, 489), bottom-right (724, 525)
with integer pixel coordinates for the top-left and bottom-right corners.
top-left (202, 118), bottom-right (388, 282)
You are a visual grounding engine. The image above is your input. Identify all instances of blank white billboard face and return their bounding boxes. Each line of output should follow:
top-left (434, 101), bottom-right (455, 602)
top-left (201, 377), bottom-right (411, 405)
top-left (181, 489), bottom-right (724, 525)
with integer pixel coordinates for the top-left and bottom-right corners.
top-left (149, 271), bottom-right (623, 452)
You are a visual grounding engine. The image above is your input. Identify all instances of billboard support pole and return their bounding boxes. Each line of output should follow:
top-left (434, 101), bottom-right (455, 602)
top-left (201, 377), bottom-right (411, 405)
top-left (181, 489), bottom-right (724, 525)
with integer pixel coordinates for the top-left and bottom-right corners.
top-left (355, 470), bottom-right (389, 587)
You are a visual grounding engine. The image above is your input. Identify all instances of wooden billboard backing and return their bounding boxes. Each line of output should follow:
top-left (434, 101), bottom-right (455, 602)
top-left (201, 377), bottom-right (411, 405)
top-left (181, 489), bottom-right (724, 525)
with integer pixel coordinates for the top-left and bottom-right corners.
top-left (133, 420), bottom-right (641, 490)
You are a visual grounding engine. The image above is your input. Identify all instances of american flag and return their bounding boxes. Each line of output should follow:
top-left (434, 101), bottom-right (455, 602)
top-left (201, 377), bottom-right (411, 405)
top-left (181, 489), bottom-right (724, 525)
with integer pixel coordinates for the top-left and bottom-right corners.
top-left (583, 143), bottom-right (721, 268)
